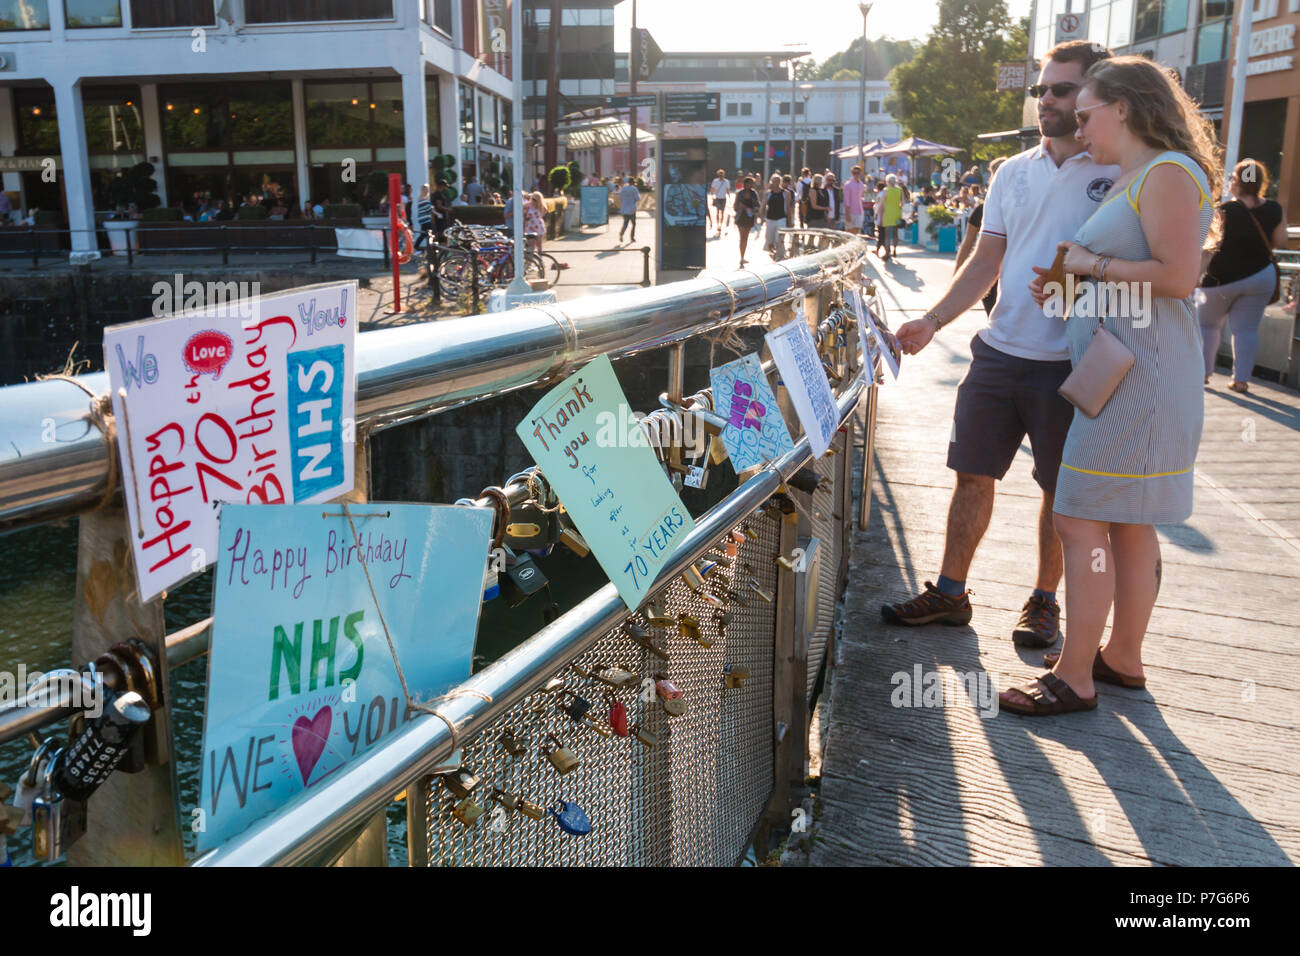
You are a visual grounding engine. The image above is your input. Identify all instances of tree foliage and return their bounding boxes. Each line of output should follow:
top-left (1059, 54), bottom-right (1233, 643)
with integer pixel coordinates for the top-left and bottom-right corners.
top-left (812, 37), bottom-right (919, 82)
top-left (883, 0), bottom-right (1029, 162)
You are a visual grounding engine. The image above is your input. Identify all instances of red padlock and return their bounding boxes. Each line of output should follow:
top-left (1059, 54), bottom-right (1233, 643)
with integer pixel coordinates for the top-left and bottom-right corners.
top-left (608, 695), bottom-right (629, 737)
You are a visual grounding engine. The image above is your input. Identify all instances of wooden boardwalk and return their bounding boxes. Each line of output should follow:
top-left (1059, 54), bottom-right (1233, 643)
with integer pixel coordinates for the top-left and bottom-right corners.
top-left (811, 248), bottom-right (1300, 866)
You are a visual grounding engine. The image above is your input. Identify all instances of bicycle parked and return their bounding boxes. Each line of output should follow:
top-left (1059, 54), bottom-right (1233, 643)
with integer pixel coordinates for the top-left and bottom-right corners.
top-left (430, 220), bottom-right (562, 297)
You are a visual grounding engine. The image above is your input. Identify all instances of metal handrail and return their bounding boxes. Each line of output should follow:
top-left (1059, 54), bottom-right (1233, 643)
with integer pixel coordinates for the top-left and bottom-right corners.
top-left (192, 368), bottom-right (870, 867)
top-left (0, 230), bottom-right (866, 534)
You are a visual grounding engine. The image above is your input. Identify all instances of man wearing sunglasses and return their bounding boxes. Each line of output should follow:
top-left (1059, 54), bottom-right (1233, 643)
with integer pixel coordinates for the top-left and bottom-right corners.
top-left (883, 41), bottom-right (1120, 649)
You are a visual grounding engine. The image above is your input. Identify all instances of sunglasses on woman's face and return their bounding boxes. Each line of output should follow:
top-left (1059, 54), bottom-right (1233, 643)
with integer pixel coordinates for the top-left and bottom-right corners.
top-left (1028, 82), bottom-right (1080, 99)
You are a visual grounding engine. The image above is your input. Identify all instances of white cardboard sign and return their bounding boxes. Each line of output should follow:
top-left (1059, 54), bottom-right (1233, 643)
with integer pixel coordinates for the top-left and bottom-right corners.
top-left (765, 310), bottom-right (839, 459)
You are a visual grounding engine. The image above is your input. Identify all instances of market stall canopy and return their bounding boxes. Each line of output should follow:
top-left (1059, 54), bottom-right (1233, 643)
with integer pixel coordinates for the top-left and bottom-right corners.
top-left (558, 117), bottom-right (657, 151)
top-left (831, 139), bottom-right (894, 159)
top-left (870, 136), bottom-right (962, 158)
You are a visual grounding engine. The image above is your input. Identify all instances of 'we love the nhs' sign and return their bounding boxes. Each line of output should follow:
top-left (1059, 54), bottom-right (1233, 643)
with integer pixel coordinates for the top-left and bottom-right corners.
top-left (104, 281), bottom-right (357, 602)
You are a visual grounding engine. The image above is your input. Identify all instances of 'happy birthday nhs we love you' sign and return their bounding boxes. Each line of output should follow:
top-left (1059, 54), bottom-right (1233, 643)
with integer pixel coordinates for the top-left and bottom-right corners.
top-left (198, 502), bottom-right (492, 851)
top-left (516, 354), bottom-right (694, 610)
top-left (104, 281), bottom-right (357, 602)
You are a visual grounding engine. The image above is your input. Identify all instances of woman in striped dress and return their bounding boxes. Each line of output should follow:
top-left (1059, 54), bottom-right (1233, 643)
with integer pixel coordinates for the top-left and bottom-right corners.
top-left (1002, 56), bottom-right (1221, 716)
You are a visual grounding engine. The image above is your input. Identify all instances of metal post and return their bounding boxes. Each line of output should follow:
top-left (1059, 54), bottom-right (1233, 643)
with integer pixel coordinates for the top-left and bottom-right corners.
top-left (471, 251), bottom-right (481, 315)
top-left (628, 0), bottom-right (638, 189)
top-left (641, 245), bottom-right (651, 287)
top-left (382, 228), bottom-right (390, 269)
top-left (221, 225), bottom-right (228, 266)
top-left (790, 62), bottom-right (797, 183)
top-left (310, 223), bottom-right (318, 266)
top-left (857, 4), bottom-right (872, 177)
top-left (666, 342), bottom-right (684, 479)
top-left (1221, 0), bottom-right (1255, 198)
top-left (763, 59), bottom-right (772, 189)
top-left (507, 0), bottom-right (530, 297)
top-left (388, 172), bottom-right (402, 314)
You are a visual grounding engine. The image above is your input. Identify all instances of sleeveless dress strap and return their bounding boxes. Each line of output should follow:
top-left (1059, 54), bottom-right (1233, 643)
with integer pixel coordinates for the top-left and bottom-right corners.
top-left (1127, 152), bottom-right (1212, 216)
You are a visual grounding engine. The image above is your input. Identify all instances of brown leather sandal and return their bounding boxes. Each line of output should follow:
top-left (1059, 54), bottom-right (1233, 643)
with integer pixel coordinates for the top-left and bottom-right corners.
top-left (999, 672), bottom-right (1098, 716)
top-left (1043, 648), bottom-right (1146, 689)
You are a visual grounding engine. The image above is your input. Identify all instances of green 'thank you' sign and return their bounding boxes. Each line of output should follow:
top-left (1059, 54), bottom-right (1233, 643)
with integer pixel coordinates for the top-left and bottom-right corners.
top-left (516, 354), bottom-right (694, 610)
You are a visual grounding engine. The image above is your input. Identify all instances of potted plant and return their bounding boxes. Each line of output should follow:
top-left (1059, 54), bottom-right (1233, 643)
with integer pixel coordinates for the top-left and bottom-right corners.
top-left (925, 204), bottom-right (958, 251)
top-left (103, 161), bottom-right (160, 255)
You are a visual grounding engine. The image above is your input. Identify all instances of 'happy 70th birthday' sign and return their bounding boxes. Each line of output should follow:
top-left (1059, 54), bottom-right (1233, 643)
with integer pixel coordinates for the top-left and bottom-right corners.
top-left (104, 281), bottom-right (357, 602)
top-left (516, 354), bottom-right (694, 610)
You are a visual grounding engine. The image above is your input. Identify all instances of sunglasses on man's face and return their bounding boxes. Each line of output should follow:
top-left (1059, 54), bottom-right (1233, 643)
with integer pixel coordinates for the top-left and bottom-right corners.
top-left (1028, 82), bottom-right (1080, 99)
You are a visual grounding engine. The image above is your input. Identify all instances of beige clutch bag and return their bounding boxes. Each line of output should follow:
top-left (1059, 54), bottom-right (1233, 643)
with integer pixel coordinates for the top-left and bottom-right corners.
top-left (1058, 321), bottom-right (1135, 418)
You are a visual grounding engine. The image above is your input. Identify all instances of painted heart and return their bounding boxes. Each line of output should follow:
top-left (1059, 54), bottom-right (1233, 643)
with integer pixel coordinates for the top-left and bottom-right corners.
top-left (291, 706), bottom-right (332, 784)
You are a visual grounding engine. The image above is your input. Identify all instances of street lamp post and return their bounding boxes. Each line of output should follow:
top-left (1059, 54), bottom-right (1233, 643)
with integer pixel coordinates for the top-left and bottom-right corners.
top-left (799, 85), bottom-right (812, 171)
top-left (790, 60), bottom-right (798, 181)
top-left (857, 3), bottom-right (872, 176)
top-left (763, 57), bottom-right (773, 188)
top-left (507, 0), bottom-right (529, 296)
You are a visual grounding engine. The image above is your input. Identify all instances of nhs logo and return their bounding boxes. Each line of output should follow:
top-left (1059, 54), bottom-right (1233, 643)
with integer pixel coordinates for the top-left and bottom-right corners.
top-left (286, 344), bottom-right (345, 501)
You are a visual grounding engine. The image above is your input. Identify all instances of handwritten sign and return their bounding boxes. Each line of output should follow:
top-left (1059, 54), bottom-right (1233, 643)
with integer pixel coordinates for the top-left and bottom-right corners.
top-left (515, 354), bottom-right (694, 610)
top-left (848, 288), bottom-right (901, 380)
top-left (709, 352), bottom-right (795, 475)
top-left (765, 312), bottom-right (839, 459)
top-left (104, 281), bottom-right (357, 602)
top-left (198, 502), bottom-right (491, 851)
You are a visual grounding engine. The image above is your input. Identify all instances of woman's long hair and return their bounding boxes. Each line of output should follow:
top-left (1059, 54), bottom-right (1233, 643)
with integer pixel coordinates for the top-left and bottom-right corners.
top-left (1083, 56), bottom-right (1223, 189)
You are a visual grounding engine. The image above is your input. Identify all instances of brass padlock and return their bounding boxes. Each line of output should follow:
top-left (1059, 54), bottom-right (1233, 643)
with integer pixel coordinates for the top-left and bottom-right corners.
top-left (583, 714), bottom-right (614, 737)
top-left (499, 729), bottom-right (529, 757)
top-left (776, 553), bottom-right (801, 572)
top-left (681, 563), bottom-right (705, 592)
top-left (632, 725), bottom-right (658, 748)
top-left (748, 579), bottom-right (774, 603)
top-left (742, 523), bottom-right (758, 539)
top-left (678, 615), bottom-right (711, 648)
top-left (662, 697), bottom-right (687, 717)
top-left (644, 600), bottom-right (675, 628)
top-left (559, 527), bottom-right (591, 557)
top-left (627, 623), bottom-right (669, 661)
top-left (519, 799), bottom-right (546, 821)
top-left (724, 664), bottom-right (751, 689)
top-left (542, 734), bottom-right (580, 775)
top-left (492, 788), bottom-right (521, 812)
top-left (452, 797), bottom-right (485, 827)
top-left (443, 768), bottom-right (479, 799)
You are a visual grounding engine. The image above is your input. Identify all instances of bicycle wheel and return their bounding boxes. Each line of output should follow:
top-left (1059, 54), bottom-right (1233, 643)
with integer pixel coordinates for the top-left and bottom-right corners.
top-left (532, 252), bottom-right (562, 290)
top-left (496, 252), bottom-right (548, 287)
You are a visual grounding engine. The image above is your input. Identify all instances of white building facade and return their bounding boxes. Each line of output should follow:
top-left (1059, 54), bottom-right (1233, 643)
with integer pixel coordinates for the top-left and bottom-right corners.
top-left (0, 1), bottom-right (515, 252)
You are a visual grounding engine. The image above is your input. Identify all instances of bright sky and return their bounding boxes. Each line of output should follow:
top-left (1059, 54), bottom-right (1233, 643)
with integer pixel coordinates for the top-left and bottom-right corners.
top-left (613, 0), bottom-right (1034, 63)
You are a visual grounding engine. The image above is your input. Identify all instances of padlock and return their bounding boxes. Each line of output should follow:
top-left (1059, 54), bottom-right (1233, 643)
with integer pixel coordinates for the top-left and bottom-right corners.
top-left (627, 623), bottom-right (668, 661)
top-left (724, 664), bottom-right (752, 689)
top-left (776, 553), bottom-right (802, 572)
top-left (442, 768), bottom-right (479, 800)
top-left (499, 729), bottom-right (529, 757)
top-left (632, 725), bottom-right (658, 748)
top-left (748, 579), bottom-right (774, 603)
top-left (551, 801), bottom-right (592, 836)
top-left (452, 797), bottom-right (485, 827)
top-left (491, 788), bottom-right (521, 812)
top-left (590, 665), bottom-right (637, 688)
top-left (12, 739), bottom-right (55, 827)
top-left (727, 588), bottom-right (750, 607)
top-left (607, 696), bottom-right (629, 737)
top-left (519, 799), bottom-right (546, 821)
top-left (504, 500), bottom-right (559, 556)
top-left (55, 690), bottom-right (151, 801)
top-left (699, 590), bottom-right (725, 609)
top-left (680, 563), bottom-right (705, 592)
top-left (559, 526), bottom-right (590, 558)
top-left (114, 639), bottom-right (168, 767)
top-left (499, 548), bottom-right (549, 607)
top-left (678, 615), bottom-right (712, 648)
top-left (644, 600), bottom-right (674, 628)
top-left (583, 714), bottom-right (614, 737)
top-left (31, 751), bottom-right (65, 862)
top-left (662, 697), bottom-right (688, 717)
top-left (714, 610), bottom-right (731, 628)
top-left (558, 689), bottom-right (591, 722)
top-left (654, 676), bottom-right (684, 701)
top-left (703, 554), bottom-right (729, 570)
top-left (541, 734), bottom-right (580, 775)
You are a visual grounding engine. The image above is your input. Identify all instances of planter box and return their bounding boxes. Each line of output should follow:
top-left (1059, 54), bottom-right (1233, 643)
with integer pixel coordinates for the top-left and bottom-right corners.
top-left (937, 224), bottom-right (959, 253)
top-left (104, 220), bottom-right (139, 256)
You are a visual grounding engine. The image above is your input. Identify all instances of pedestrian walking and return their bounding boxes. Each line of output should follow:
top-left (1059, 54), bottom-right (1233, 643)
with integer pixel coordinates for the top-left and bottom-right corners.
top-left (763, 174), bottom-right (789, 254)
top-left (805, 174), bottom-right (830, 226)
top-left (1007, 55), bottom-right (1222, 716)
top-left (825, 172), bottom-right (842, 229)
top-left (1196, 158), bottom-right (1288, 393)
top-left (709, 169), bottom-right (731, 237)
top-left (413, 183), bottom-right (434, 250)
top-left (617, 177), bottom-right (641, 243)
top-left (842, 165), bottom-right (866, 235)
top-left (734, 175), bottom-right (760, 265)
top-left (875, 173), bottom-right (906, 260)
top-left (796, 167), bottom-right (812, 229)
top-left (883, 40), bottom-right (1118, 655)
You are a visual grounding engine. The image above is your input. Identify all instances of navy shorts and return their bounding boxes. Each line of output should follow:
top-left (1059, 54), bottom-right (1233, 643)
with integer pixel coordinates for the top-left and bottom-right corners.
top-left (947, 334), bottom-right (1074, 494)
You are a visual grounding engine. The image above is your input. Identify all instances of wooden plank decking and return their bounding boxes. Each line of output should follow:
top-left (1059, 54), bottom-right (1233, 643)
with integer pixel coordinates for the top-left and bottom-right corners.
top-left (811, 248), bottom-right (1300, 867)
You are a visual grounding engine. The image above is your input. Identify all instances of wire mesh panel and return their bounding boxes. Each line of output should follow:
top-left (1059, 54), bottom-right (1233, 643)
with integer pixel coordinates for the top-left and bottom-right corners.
top-left (804, 430), bottom-right (846, 698)
top-left (422, 509), bottom-right (783, 866)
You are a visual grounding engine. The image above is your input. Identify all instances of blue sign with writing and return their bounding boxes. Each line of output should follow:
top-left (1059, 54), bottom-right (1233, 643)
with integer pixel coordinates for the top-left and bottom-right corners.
top-left (709, 352), bottom-right (795, 475)
top-left (286, 344), bottom-right (346, 502)
top-left (580, 186), bottom-right (609, 226)
top-left (198, 502), bottom-right (492, 851)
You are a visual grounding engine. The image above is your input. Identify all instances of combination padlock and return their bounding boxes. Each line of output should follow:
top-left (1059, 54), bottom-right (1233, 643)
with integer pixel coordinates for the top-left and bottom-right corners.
top-left (551, 801), bottom-right (592, 836)
top-left (541, 734), bottom-right (580, 775)
top-left (56, 690), bottom-right (151, 801)
top-left (442, 768), bottom-right (479, 800)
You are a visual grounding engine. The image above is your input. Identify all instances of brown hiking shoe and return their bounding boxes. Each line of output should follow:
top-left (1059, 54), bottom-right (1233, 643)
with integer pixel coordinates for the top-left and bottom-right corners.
top-left (1012, 594), bottom-right (1061, 648)
top-left (881, 581), bottom-right (972, 627)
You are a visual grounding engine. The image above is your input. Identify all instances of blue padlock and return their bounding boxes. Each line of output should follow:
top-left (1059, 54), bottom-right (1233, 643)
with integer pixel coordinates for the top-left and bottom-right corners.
top-left (551, 801), bottom-right (592, 836)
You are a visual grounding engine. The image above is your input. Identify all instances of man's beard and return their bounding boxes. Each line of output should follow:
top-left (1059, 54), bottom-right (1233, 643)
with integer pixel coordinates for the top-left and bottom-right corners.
top-left (1039, 106), bottom-right (1077, 138)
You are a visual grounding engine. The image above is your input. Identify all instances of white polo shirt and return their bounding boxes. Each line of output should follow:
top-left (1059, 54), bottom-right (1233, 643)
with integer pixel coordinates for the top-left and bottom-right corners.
top-left (979, 141), bottom-right (1119, 361)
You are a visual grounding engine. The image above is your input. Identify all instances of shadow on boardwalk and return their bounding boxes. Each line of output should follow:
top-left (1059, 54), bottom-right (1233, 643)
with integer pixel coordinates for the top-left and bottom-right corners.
top-left (811, 248), bottom-right (1300, 866)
